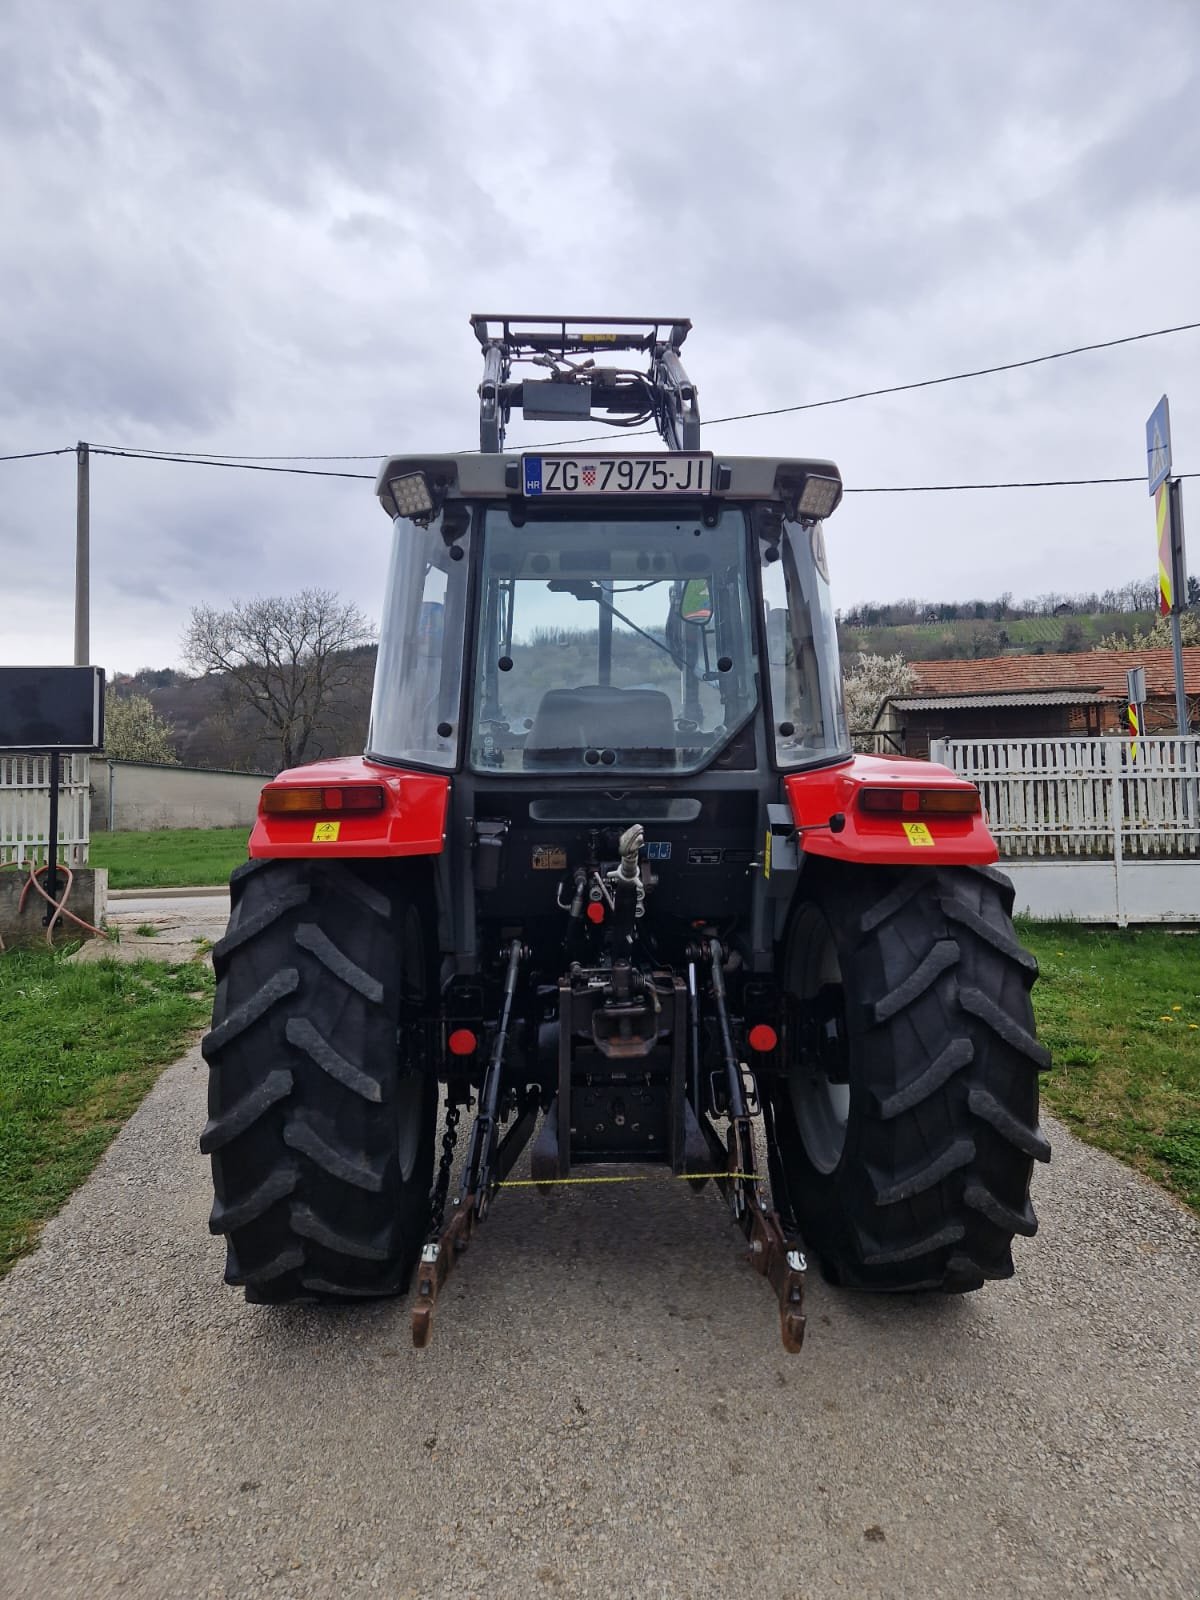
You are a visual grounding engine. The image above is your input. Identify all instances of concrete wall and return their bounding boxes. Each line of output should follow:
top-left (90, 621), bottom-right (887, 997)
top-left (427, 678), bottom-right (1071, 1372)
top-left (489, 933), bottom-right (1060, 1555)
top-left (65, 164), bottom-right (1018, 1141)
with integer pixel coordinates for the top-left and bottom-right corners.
top-left (1005, 859), bottom-right (1200, 926)
top-left (90, 761), bottom-right (270, 832)
top-left (0, 867), bottom-right (107, 946)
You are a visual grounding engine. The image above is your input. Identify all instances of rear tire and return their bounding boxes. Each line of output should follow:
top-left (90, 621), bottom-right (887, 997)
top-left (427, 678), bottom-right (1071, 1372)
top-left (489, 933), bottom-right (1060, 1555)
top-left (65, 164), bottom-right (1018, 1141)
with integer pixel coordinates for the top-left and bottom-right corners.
top-left (200, 858), bottom-right (437, 1303)
top-left (772, 862), bottom-right (1051, 1292)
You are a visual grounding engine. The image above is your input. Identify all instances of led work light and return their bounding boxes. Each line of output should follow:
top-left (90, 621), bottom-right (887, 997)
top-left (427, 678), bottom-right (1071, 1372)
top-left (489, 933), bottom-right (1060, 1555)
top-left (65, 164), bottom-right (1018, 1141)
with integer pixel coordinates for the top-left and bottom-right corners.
top-left (796, 474), bottom-right (842, 520)
top-left (389, 471), bottom-right (436, 520)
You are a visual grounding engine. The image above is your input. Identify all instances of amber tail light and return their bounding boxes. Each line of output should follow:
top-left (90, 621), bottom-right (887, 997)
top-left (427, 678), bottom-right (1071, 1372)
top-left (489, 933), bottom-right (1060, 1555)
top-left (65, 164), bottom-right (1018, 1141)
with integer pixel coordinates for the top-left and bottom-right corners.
top-left (857, 787), bottom-right (980, 817)
top-left (261, 784), bottom-right (386, 816)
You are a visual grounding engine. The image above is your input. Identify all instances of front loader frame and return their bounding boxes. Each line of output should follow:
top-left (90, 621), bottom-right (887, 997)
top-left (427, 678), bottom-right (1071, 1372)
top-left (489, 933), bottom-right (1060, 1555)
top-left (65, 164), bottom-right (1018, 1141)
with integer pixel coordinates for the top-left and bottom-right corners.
top-left (471, 313), bottom-right (701, 453)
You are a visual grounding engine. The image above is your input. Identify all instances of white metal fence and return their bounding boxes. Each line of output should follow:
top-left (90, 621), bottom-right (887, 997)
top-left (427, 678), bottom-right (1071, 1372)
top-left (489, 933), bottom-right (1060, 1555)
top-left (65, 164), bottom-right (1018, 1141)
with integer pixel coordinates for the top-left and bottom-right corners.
top-left (929, 736), bottom-right (1200, 923)
top-left (929, 736), bottom-right (1200, 857)
top-left (0, 755), bottom-right (91, 866)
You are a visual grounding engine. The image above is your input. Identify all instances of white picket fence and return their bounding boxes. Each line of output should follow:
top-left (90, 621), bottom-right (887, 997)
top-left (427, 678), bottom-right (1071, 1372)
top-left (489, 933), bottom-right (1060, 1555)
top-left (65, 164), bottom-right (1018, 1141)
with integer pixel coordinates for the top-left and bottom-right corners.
top-left (929, 736), bottom-right (1200, 923)
top-left (0, 755), bottom-right (91, 866)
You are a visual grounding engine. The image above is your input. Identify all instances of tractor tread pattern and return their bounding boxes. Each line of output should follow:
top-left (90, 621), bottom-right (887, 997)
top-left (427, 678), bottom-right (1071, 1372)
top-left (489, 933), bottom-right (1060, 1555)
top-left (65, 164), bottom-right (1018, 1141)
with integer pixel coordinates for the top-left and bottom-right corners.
top-left (938, 895), bottom-right (1038, 978)
top-left (870, 939), bottom-right (959, 1023)
top-left (201, 969), bottom-right (299, 1059)
top-left (290, 1201), bottom-right (395, 1261)
top-left (857, 871), bottom-right (937, 936)
top-left (294, 923), bottom-right (383, 1003)
top-left (213, 885), bottom-right (311, 960)
top-left (968, 1087), bottom-right (1052, 1162)
top-left (861, 1221), bottom-right (965, 1266)
top-left (944, 1253), bottom-right (989, 1291)
top-left (320, 863), bottom-right (393, 921)
top-left (208, 1163), bottom-right (298, 1233)
top-left (236, 1244), bottom-right (305, 1286)
top-left (959, 986), bottom-right (1051, 1068)
top-left (229, 858), bottom-right (272, 888)
top-left (300, 1276), bottom-right (400, 1298)
top-left (965, 1181), bottom-right (1039, 1236)
top-left (199, 1068), bottom-right (294, 1153)
top-left (774, 862), bottom-right (1050, 1294)
top-left (964, 863), bottom-right (1017, 913)
top-left (874, 1038), bottom-right (973, 1119)
top-left (284, 1110), bottom-right (387, 1192)
top-left (285, 1017), bottom-right (384, 1103)
top-left (201, 858), bottom-right (435, 1304)
top-left (872, 1137), bottom-right (975, 1206)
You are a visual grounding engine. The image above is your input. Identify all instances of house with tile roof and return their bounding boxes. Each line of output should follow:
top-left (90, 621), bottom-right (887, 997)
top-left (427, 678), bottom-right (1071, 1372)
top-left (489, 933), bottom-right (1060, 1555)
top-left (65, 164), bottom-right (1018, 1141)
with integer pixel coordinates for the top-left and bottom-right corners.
top-left (873, 647), bottom-right (1200, 758)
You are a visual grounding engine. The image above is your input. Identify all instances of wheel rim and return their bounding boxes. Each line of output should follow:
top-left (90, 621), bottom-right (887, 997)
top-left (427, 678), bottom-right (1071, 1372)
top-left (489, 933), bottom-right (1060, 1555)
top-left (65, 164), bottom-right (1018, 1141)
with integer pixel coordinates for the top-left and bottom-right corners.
top-left (396, 902), bottom-right (428, 1183)
top-left (786, 903), bottom-right (850, 1174)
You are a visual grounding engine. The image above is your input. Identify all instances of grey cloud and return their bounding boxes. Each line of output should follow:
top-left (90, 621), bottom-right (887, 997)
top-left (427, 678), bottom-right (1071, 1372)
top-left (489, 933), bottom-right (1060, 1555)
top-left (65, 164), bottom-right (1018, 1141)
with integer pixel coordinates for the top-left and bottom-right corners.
top-left (0, 0), bottom-right (1198, 672)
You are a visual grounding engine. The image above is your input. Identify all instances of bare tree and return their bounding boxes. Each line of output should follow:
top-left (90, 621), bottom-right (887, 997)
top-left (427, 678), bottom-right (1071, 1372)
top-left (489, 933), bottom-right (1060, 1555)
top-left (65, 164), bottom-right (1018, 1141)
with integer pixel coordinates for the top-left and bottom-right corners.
top-left (183, 590), bottom-right (376, 771)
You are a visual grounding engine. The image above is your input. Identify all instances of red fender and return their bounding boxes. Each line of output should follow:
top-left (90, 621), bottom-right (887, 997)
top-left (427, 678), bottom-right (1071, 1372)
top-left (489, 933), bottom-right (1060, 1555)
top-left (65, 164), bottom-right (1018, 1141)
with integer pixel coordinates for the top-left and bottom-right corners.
top-left (784, 754), bottom-right (998, 867)
top-left (248, 757), bottom-right (450, 859)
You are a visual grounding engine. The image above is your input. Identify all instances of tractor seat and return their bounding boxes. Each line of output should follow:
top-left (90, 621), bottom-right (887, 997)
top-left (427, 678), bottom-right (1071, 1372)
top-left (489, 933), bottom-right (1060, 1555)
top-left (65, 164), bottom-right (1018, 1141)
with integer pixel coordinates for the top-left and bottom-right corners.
top-left (523, 685), bottom-right (676, 768)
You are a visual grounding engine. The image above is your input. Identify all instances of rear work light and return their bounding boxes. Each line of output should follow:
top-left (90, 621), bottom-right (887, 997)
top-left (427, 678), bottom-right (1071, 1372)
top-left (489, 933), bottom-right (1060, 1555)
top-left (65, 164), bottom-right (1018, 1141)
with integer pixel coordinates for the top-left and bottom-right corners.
top-left (796, 474), bottom-right (842, 520)
top-left (857, 787), bottom-right (981, 817)
top-left (261, 784), bottom-right (386, 816)
top-left (389, 470), bottom-right (435, 519)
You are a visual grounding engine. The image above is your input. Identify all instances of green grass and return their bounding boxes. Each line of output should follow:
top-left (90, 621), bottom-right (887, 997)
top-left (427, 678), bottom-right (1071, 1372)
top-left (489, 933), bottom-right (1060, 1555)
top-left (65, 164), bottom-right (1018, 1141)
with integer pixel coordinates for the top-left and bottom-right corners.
top-left (0, 947), bottom-right (214, 1276)
top-left (89, 826), bottom-right (249, 889)
top-left (1021, 923), bottom-right (1200, 1213)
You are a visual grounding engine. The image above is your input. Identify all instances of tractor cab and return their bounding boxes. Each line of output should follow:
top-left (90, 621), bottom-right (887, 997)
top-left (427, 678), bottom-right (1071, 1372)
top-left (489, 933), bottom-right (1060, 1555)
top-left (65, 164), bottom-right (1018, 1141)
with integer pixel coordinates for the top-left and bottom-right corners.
top-left (369, 450), bottom-right (849, 782)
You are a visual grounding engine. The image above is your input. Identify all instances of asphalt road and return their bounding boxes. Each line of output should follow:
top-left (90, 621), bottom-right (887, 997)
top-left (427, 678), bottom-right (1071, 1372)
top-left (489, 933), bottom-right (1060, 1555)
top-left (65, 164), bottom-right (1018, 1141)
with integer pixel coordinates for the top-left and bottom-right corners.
top-left (107, 892), bottom-right (229, 919)
top-left (1, 1047), bottom-right (1197, 1600)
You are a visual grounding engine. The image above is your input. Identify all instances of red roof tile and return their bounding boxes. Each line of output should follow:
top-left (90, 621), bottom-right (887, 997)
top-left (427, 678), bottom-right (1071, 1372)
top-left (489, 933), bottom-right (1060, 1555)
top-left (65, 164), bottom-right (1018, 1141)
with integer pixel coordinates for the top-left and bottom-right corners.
top-left (909, 647), bottom-right (1200, 702)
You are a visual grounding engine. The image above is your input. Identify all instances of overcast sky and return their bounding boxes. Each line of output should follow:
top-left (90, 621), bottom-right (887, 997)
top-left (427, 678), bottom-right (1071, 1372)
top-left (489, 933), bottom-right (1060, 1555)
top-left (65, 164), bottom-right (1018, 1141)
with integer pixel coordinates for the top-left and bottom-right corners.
top-left (2, 0), bottom-right (1198, 672)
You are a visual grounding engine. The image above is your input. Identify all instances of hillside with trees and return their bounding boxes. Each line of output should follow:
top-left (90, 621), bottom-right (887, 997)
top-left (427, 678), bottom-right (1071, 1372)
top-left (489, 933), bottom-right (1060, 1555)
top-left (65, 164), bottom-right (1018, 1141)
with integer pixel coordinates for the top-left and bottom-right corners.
top-left (103, 573), bottom-right (1198, 772)
top-left (836, 573), bottom-right (1197, 661)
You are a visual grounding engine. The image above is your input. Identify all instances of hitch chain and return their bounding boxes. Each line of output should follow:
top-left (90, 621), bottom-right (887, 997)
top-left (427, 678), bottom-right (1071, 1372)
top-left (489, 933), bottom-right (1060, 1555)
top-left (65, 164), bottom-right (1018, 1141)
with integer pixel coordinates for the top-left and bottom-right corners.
top-left (427, 1100), bottom-right (461, 1238)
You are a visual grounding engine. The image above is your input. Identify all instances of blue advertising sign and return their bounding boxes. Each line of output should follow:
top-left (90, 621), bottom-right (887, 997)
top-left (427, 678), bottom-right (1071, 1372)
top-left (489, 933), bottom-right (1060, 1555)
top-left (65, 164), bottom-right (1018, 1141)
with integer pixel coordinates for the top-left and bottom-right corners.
top-left (1146, 394), bottom-right (1172, 495)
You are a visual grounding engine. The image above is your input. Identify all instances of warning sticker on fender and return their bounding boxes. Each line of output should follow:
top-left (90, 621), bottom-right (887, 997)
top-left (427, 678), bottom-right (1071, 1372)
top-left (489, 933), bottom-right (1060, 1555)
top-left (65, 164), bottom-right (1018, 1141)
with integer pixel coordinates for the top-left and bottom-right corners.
top-left (902, 822), bottom-right (935, 847)
top-left (312, 821), bottom-right (340, 842)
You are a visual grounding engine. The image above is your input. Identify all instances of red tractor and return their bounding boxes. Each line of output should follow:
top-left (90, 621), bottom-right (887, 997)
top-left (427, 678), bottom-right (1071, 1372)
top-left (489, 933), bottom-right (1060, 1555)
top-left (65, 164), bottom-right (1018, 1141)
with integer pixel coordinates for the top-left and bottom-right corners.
top-left (201, 316), bottom-right (1049, 1350)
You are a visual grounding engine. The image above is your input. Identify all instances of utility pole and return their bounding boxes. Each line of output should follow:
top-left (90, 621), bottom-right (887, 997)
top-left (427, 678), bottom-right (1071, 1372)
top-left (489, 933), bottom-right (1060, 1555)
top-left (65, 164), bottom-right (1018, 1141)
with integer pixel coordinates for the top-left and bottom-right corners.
top-left (74, 441), bottom-right (90, 666)
top-left (1145, 396), bottom-right (1189, 735)
top-left (1167, 477), bottom-right (1190, 736)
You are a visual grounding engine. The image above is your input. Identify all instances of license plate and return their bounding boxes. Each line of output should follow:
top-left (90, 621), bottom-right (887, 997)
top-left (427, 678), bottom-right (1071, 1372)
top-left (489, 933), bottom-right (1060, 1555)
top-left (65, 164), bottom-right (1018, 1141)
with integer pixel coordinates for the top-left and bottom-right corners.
top-left (522, 453), bottom-right (711, 496)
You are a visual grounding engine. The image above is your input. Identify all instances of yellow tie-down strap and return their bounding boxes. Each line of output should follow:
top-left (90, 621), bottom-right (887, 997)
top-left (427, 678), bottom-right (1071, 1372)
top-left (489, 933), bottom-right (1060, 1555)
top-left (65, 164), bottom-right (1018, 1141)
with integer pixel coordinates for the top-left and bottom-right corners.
top-left (496, 1171), bottom-right (760, 1188)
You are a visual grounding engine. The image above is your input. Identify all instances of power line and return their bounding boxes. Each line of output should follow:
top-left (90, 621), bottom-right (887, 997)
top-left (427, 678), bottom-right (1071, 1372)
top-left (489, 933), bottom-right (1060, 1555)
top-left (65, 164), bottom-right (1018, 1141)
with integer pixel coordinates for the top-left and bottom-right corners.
top-left (526, 318), bottom-right (1200, 448)
top-left (88, 446), bottom-right (1199, 492)
top-left (0, 447), bottom-right (74, 462)
top-left (89, 446), bottom-right (375, 481)
top-left (845, 472), bottom-right (1200, 493)
top-left (91, 316), bottom-right (1200, 461)
top-left (92, 444), bottom-right (382, 460)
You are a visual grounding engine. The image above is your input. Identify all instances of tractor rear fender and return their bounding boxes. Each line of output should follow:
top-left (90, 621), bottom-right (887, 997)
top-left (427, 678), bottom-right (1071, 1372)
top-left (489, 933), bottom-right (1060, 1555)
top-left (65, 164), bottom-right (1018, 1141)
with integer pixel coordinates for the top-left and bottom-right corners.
top-left (248, 756), bottom-right (450, 859)
top-left (785, 753), bottom-right (998, 866)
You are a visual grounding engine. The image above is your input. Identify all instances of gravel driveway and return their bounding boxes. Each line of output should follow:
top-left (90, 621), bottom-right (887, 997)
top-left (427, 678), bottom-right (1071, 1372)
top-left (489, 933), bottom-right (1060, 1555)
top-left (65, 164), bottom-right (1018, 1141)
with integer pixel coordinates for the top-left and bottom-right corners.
top-left (1, 1044), bottom-right (1197, 1599)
